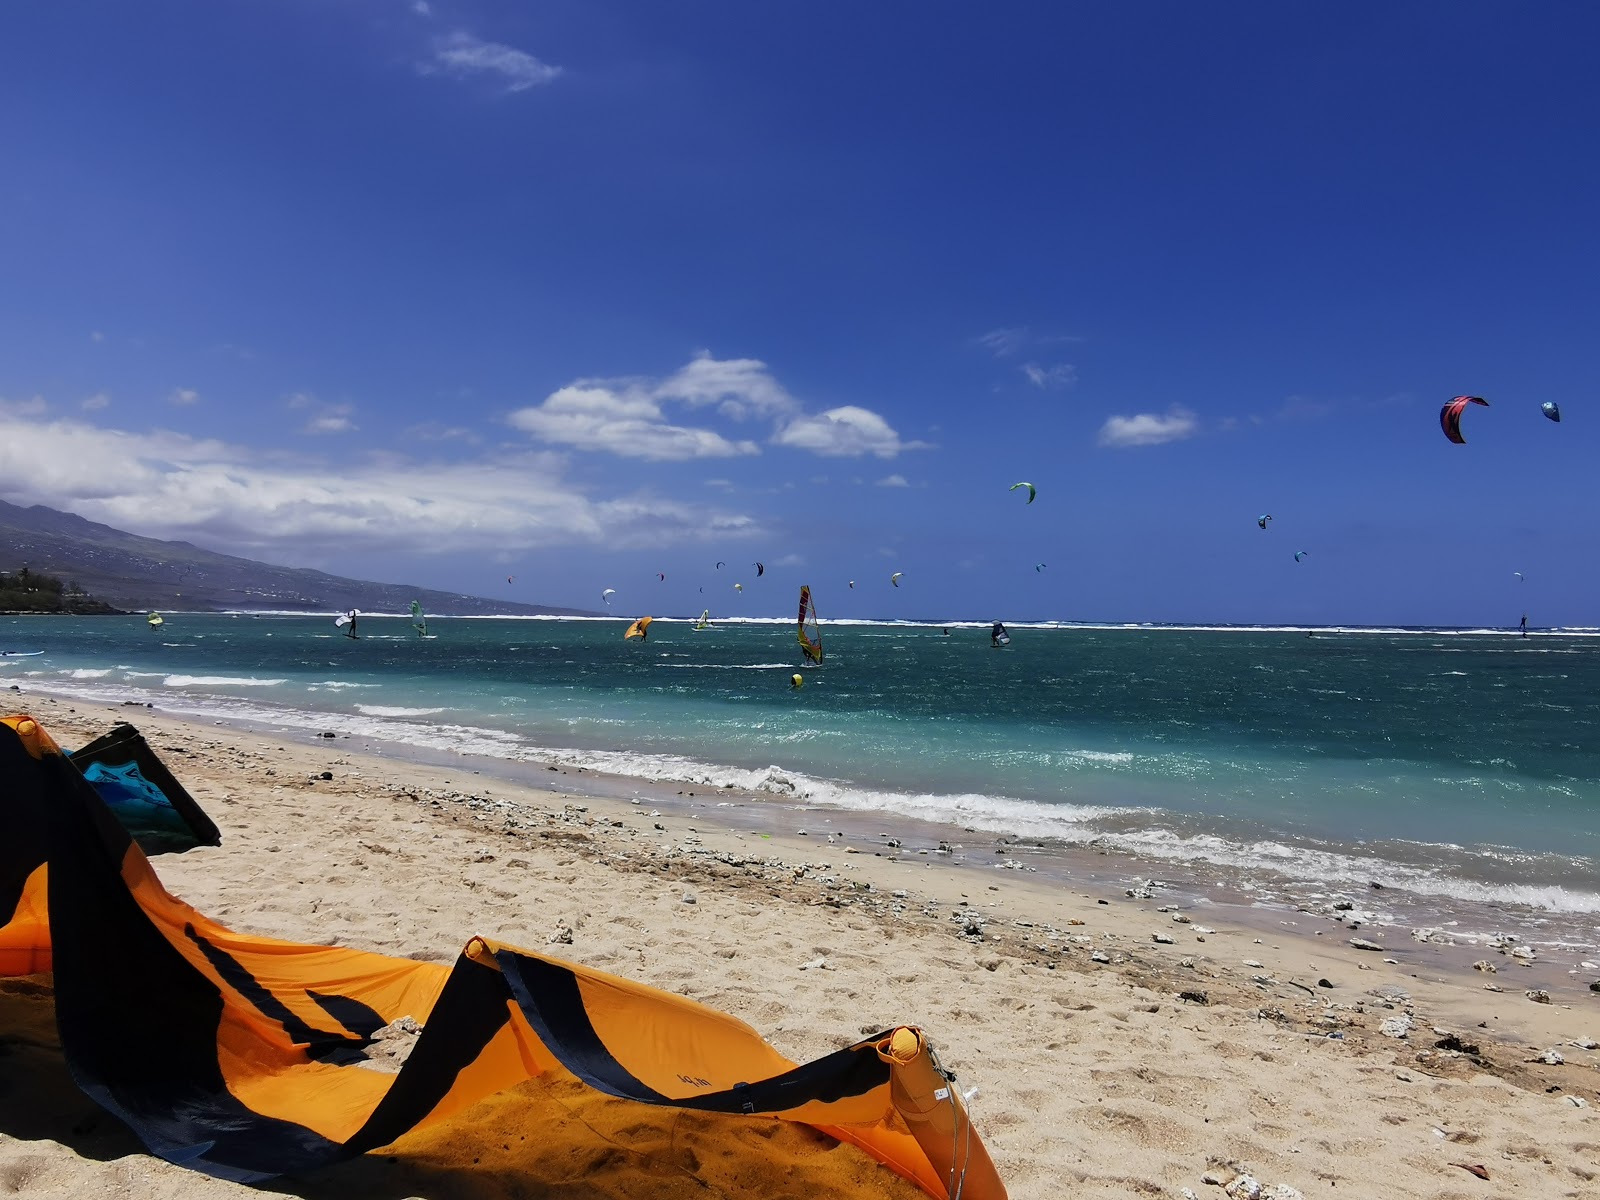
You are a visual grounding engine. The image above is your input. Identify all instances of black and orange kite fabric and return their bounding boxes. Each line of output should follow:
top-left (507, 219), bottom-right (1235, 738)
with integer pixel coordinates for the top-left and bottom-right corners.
top-left (0, 716), bottom-right (1004, 1199)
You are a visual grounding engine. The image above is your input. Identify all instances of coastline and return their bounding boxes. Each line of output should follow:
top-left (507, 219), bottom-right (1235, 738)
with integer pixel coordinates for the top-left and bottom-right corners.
top-left (3, 693), bottom-right (1596, 1198)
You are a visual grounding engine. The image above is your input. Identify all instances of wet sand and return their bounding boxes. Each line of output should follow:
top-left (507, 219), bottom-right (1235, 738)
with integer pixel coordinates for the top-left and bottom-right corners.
top-left (2, 695), bottom-right (1597, 1199)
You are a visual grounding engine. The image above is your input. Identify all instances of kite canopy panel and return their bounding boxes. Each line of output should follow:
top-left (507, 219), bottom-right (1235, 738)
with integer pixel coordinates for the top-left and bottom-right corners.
top-left (69, 722), bottom-right (221, 854)
top-left (1439, 394), bottom-right (1488, 444)
top-left (0, 715), bottom-right (1004, 1199)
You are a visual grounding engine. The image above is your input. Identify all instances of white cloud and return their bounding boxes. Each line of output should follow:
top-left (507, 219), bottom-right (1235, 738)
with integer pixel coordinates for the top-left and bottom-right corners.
top-left (90, 331), bottom-right (104, 343)
top-left (0, 395), bottom-right (47, 418)
top-left (82, 392), bottom-right (111, 412)
top-left (304, 414), bottom-right (357, 435)
top-left (423, 31), bottom-right (561, 93)
top-left (1098, 406), bottom-right (1200, 448)
top-left (773, 406), bottom-right (927, 459)
top-left (512, 353), bottom-right (920, 462)
top-left (412, 1), bottom-right (432, 14)
top-left (1022, 362), bottom-right (1077, 390)
top-left (876, 473), bottom-right (909, 487)
top-left (0, 413), bottom-right (760, 556)
top-left (284, 392), bottom-right (315, 409)
top-left (976, 328), bottom-right (1027, 358)
top-left (657, 354), bottom-right (798, 420)
top-left (169, 388), bottom-right (200, 406)
top-left (508, 383), bottom-right (759, 461)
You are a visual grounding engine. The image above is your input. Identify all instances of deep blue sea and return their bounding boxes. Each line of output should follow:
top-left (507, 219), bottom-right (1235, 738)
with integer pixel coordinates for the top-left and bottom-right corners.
top-left (5, 612), bottom-right (1598, 948)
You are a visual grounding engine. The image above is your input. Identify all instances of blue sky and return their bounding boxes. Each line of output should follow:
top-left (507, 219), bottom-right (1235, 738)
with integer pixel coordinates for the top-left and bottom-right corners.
top-left (2, 2), bottom-right (1596, 625)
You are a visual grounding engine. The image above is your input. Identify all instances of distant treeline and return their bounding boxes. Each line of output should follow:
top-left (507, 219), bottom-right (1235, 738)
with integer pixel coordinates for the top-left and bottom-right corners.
top-left (0, 567), bottom-right (122, 614)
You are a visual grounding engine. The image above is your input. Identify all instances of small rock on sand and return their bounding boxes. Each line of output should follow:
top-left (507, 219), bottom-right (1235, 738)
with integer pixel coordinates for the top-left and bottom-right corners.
top-left (1349, 938), bottom-right (1384, 951)
top-left (1525, 989), bottom-right (1553, 1004)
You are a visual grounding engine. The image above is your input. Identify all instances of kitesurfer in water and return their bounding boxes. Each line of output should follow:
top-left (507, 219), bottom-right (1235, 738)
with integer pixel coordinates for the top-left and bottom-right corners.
top-left (1520, 613), bottom-right (1528, 637)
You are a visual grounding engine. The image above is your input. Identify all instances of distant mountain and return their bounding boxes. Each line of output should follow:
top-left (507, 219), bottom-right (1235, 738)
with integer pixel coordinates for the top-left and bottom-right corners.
top-left (0, 500), bottom-right (592, 616)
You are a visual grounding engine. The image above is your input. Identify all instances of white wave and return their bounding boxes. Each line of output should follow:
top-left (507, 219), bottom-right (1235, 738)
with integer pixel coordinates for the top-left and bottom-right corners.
top-left (659, 663), bottom-right (795, 670)
top-left (306, 680), bottom-right (379, 690)
top-left (1098, 829), bottom-right (1600, 915)
top-left (66, 668), bottom-right (114, 679)
top-left (1059, 749), bottom-right (1136, 767)
top-left (163, 675), bottom-right (289, 688)
top-left (355, 705), bottom-right (447, 717)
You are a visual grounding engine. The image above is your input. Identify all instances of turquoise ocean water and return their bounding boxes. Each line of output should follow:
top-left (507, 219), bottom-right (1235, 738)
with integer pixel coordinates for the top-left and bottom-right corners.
top-left (5, 612), bottom-right (1598, 949)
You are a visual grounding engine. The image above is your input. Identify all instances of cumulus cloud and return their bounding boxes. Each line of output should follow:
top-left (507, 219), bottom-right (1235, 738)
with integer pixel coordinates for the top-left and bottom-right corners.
top-left (82, 392), bottom-right (111, 412)
top-left (169, 388), bottom-right (200, 406)
top-left (1098, 406), bottom-right (1200, 448)
top-left (876, 473), bottom-right (909, 487)
top-left (657, 354), bottom-right (798, 420)
top-left (1022, 362), bottom-right (1077, 390)
top-left (0, 412), bottom-right (760, 556)
top-left (511, 353), bottom-right (915, 461)
top-left (508, 383), bottom-right (760, 461)
top-left (773, 406), bottom-right (927, 459)
top-left (422, 31), bottom-right (561, 92)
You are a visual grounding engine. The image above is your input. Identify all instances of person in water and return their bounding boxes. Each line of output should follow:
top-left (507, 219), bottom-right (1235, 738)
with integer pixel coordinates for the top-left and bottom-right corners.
top-left (1520, 613), bottom-right (1528, 637)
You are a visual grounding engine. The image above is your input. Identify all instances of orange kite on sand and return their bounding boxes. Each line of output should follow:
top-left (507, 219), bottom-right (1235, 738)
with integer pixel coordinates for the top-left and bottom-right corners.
top-left (0, 715), bottom-right (1005, 1199)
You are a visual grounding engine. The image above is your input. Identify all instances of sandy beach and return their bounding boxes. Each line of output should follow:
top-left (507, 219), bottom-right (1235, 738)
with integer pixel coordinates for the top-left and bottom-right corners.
top-left (2, 693), bottom-right (1597, 1199)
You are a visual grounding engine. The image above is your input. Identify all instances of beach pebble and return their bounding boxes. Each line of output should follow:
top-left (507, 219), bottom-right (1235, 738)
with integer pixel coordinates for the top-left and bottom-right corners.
top-left (1317, 978), bottom-right (1334, 988)
top-left (1091, 951), bottom-right (1111, 964)
top-left (1179, 957), bottom-right (1196, 968)
top-left (800, 957), bottom-right (830, 971)
top-left (1223, 1174), bottom-right (1262, 1199)
top-left (1525, 988), bottom-right (1553, 1004)
top-left (1538, 1048), bottom-right (1564, 1065)
top-left (681, 890), bottom-right (697, 904)
top-left (1243, 959), bottom-right (1264, 968)
top-left (1589, 980), bottom-right (1600, 992)
top-left (1379, 1016), bottom-right (1413, 1039)
top-left (1471, 960), bottom-right (1497, 973)
top-left (1568, 1096), bottom-right (1589, 1108)
top-left (1172, 913), bottom-right (1192, 923)
top-left (1153, 933), bottom-right (1176, 944)
top-left (1349, 938), bottom-right (1384, 951)
top-left (319, 731), bottom-right (335, 738)
top-left (1181, 1190), bottom-right (1200, 1200)
top-left (1573, 1038), bottom-right (1598, 1050)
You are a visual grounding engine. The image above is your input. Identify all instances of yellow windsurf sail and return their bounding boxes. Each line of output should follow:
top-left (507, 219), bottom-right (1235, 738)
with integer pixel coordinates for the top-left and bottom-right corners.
top-left (797, 586), bottom-right (822, 664)
top-left (624, 615), bottom-right (653, 640)
top-left (694, 609), bottom-right (711, 630)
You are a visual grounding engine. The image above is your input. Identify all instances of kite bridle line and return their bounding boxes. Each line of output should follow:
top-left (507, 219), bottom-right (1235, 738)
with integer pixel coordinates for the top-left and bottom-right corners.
top-left (926, 1040), bottom-right (975, 1200)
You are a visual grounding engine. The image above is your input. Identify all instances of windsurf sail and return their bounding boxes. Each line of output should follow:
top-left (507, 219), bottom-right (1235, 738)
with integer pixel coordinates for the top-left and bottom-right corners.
top-left (694, 609), bottom-right (711, 630)
top-left (624, 615), bottom-right (653, 640)
top-left (409, 600), bottom-right (427, 637)
top-left (991, 621), bottom-right (1010, 647)
top-left (146, 612), bottom-right (164, 629)
top-left (797, 586), bottom-right (823, 664)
